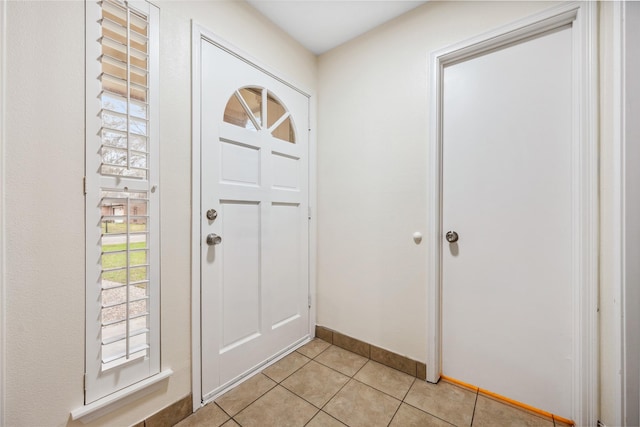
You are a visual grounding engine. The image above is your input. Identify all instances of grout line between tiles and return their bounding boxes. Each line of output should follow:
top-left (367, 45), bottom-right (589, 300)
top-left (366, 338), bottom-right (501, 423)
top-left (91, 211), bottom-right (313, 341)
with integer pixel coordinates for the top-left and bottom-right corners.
top-left (302, 410), bottom-right (346, 427)
top-left (350, 356), bottom-right (369, 377)
top-left (309, 361), bottom-right (352, 382)
top-left (350, 376), bottom-right (404, 403)
top-left (401, 377), bottom-right (417, 401)
top-left (297, 341), bottom-right (331, 361)
top-left (216, 403), bottom-right (233, 419)
top-left (278, 368), bottom-right (333, 411)
top-left (312, 346), bottom-right (368, 378)
top-left (326, 411), bottom-right (348, 426)
top-left (386, 395), bottom-right (403, 426)
top-left (319, 376), bottom-right (352, 412)
top-left (400, 400), bottom-right (457, 426)
top-left (269, 343), bottom-right (353, 420)
top-left (470, 389), bottom-right (479, 427)
top-left (214, 401), bottom-right (233, 419)
top-left (220, 374), bottom-right (278, 419)
top-left (266, 354), bottom-right (312, 385)
top-left (317, 369), bottom-right (361, 420)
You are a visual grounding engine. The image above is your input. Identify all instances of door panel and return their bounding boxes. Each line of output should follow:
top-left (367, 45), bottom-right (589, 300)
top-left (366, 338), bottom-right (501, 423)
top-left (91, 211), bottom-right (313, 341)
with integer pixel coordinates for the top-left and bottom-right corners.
top-left (220, 141), bottom-right (260, 186)
top-left (271, 202), bottom-right (302, 327)
top-left (272, 153), bottom-right (300, 190)
top-left (219, 201), bottom-right (261, 349)
top-left (441, 28), bottom-right (573, 417)
top-left (200, 40), bottom-right (310, 397)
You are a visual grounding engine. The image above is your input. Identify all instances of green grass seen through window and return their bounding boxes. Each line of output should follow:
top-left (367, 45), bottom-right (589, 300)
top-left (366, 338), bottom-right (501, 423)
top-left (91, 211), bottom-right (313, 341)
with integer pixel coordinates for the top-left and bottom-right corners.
top-left (102, 242), bottom-right (147, 284)
top-left (101, 222), bottom-right (147, 234)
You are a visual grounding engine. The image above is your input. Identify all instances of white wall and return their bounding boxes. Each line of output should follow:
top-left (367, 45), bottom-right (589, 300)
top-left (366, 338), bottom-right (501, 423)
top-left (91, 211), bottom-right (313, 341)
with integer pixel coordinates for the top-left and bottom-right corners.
top-left (316, 0), bottom-right (559, 363)
top-left (3, 1), bottom-right (315, 425)
top-left (5, 5), bottom-right (86, 427)
top-left (317, 3), bottom-right (620, 424)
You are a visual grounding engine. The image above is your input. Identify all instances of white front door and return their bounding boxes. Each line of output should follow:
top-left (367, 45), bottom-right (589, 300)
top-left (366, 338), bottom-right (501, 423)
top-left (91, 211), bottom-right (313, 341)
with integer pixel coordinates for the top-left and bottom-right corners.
top-left (441, 27), bottom-right (573, 417)
top-left (200, 39), bottom-right (310, 399)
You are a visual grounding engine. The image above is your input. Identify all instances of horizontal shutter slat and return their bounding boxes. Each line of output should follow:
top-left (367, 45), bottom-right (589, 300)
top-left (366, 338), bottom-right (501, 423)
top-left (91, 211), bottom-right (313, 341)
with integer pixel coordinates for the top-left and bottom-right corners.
top-left (102, 327), bottom-right (149, 346)
top-left (101, 215), bottom-right (148, 221)
top-left (102, 295), bottom-right (149, 309)
top-left (102, 343), bottom-right (149, 364)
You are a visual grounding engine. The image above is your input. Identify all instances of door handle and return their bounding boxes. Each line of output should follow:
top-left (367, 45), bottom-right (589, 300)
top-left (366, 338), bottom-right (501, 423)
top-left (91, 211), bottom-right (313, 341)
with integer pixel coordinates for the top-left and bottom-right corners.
top-left (206, 233), bottom-right (222, 245)
top-left (445, 231), bottom-right (459, 243)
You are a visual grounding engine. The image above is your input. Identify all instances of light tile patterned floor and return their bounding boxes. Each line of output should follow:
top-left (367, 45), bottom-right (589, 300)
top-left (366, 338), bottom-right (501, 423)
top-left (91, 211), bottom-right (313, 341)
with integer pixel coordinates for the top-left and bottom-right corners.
top-left (176, 339), bottom-right (565, 427)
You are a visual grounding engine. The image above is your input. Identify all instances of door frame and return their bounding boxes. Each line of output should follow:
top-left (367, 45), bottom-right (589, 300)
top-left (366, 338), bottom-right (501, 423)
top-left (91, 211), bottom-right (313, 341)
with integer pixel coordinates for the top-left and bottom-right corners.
top-left (426, 2), bottom-right (598, 425)
top-left (614, 2), bottom-right (640, 424)
top-left (190, 23), bottom-right (317, 412)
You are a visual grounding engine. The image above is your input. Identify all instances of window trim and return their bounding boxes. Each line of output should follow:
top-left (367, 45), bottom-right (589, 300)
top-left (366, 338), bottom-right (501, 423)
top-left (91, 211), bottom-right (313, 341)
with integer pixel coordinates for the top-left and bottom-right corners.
top-left (79, 0), bottom-right (165, 412)
top-left (70, 369), bottom-right (172, 423)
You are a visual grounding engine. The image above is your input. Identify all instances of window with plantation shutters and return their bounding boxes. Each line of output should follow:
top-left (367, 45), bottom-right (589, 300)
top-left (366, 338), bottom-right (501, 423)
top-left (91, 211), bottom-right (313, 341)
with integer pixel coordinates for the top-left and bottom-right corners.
top-left (83, 0), bottom-right (163, 405)
top-left (99, 0), bottom-right (150, 179)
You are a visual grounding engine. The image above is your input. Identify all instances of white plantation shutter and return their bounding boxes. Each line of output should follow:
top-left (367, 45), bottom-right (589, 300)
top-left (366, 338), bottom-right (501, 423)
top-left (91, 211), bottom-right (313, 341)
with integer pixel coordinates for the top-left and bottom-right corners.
top-left (85, 0), bottom-right (159, 404)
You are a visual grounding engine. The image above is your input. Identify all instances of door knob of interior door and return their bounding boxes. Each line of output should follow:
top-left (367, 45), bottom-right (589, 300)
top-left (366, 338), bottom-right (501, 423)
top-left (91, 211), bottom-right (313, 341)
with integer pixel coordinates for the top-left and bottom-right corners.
top-left (445, 231), bottom-right (459, 243)
top-left (206, 233), bottom-right (222, 245)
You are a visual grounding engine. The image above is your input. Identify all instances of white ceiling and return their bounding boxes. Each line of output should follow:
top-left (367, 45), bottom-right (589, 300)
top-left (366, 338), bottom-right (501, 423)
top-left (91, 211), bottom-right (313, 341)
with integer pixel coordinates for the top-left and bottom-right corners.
top-left (245, 0), bottom-right (429, 55)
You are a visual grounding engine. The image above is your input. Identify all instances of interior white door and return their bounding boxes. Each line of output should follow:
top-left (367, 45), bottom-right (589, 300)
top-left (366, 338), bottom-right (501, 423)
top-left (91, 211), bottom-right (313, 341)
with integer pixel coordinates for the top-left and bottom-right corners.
top-left (441, 28), bottom-right (573, 417)
top-left (200, 40), bottom-right (310, 399)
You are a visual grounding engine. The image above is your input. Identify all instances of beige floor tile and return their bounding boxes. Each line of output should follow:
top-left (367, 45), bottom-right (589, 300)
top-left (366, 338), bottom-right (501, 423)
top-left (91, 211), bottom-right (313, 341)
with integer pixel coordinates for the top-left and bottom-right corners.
top-left (262, 351), bottom-right (311, 382)
top-left (404, 380), bottom-right (477, 426)
top-left (354, 360), bottom-right (415, 399)
top-left (215, 373), bottom-right (276, 416)
top-left (306, 411), bottom-right (347, 427)
top-left (324, 380), bottom-right (401, 427)
top-left (221, 420), bottom-right (240, 427)
top-left (315, 346), bottom-right (368, 377)
top-left (174, 403), bottom-right (229, 427)
top-left (234, 385), bottom-right (318, 427)
top-left (390, 403), bottom-right (454, 427)
top-left (281, 360), bottom-right (350, 408)
top-left (472, 395), bottom-right (554, 427)
top-left (297, 339), bottom-right (331, 359)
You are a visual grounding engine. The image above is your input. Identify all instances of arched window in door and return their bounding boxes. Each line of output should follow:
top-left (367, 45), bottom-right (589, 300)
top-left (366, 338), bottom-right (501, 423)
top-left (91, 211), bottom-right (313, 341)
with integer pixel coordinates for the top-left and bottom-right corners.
top-left (223, 86), bottom-right (296, 143)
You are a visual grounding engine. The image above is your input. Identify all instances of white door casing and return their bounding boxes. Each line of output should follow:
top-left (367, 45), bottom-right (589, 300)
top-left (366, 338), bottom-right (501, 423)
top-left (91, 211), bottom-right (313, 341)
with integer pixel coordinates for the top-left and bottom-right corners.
top-left (427, 3), bottom-right (597, 425)
top-left (193, 30), bottom-right (311, 404)
top-left (620, 2), bottom-right (640, 425)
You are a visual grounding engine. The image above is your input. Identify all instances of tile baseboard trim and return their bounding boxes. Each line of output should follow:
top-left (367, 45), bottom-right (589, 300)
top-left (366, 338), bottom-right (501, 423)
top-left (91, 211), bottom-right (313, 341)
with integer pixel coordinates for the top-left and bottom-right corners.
top-left (132, 393), bottom-right (193, 427)
top-left (315, 325), bottom-right (426, 380)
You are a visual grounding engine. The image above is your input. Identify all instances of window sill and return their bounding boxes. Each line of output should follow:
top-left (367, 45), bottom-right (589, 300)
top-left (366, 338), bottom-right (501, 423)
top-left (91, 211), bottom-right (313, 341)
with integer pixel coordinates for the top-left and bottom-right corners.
top-left (71, 369), bottom-right (173, 423)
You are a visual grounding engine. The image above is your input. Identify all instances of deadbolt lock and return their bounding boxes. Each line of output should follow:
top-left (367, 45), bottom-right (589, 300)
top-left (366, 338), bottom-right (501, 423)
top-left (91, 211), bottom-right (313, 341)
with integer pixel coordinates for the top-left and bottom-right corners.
top-left (206, 209), bottom-right (218, 221)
